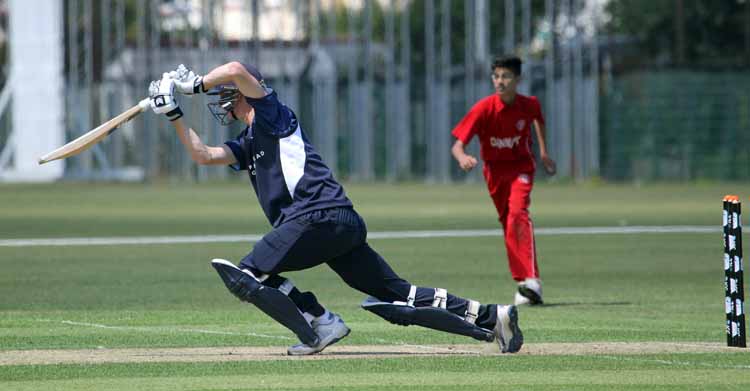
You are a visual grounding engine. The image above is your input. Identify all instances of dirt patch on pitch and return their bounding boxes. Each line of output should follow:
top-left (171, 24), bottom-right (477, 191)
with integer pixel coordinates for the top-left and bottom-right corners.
top-left (0, 342), bottom-right (739, 366)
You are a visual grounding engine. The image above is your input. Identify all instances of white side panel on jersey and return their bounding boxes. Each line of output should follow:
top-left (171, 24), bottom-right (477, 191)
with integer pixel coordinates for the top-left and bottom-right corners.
top-left (1, 0), bottom-right (64, 182)
top-left (279, 126), bottom-right (306, 198)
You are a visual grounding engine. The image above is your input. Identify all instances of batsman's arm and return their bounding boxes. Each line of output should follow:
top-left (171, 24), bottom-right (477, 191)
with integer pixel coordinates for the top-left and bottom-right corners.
top-left (172, 118), bottom-right (236, 166)
top-left (202, 62), bottom-right (266, 99)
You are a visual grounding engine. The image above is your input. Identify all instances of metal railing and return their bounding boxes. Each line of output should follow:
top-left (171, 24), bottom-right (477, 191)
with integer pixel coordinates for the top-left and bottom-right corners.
top-left (53, 0), bottom-right (601, 182)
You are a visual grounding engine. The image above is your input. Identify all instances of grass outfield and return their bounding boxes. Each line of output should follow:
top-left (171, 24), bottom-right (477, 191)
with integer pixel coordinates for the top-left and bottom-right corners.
top-left (1, 182), bottom-right (750, 389)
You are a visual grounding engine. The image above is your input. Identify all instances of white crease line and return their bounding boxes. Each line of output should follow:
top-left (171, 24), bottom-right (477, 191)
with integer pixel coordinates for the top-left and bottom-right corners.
top-left (0, 235), bottom-right (265, 247)
top-left (43, 319), bottom-right (293, 341)
top-left (0, 226), bottom-right (718, 247)
top-left (599, 355), bottom-right (750, 370)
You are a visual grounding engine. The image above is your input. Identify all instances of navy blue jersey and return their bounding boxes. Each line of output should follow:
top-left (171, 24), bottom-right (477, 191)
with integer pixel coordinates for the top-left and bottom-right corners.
top-left (224, 90), bottom-right (352, 227)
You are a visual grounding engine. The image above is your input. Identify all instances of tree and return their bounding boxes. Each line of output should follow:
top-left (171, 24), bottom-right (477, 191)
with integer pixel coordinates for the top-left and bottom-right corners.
top-left (605, 0), bottom-right (750, 68)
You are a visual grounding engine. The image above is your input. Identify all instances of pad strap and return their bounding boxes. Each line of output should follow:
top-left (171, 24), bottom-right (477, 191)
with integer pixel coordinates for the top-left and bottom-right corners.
top-left (432, 288), bottom-right (447, 309)
top-left (277, 279), bottom-right (295, 296)
top-left (407, 285), bottom-right (417, 307)
top-left (241, 268), bottom-right (269, 283)
top-left (465, 300), bottom-right (480, 324)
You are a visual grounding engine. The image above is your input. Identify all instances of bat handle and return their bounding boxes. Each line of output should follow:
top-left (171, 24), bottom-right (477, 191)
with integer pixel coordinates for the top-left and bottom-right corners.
top-left (138, 98), bottom-right (151, 112)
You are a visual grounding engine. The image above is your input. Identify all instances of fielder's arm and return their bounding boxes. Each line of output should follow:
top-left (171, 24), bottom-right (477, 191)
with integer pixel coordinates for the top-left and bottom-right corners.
top-left (532, 119), bottom-right (556, 175)
top-left (451, 139), bottom-right (478, 172)
top-left (202, 62), bottom-right (267, 99)
top-left (172, 118), bottom-right (236, 166)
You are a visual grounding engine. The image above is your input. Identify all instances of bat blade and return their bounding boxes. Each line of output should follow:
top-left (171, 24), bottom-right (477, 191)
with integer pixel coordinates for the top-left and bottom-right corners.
top-left (38, 98), bottom-right (151, 165)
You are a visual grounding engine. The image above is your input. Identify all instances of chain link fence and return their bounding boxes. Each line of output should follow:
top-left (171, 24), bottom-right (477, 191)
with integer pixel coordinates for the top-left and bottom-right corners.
top-left (601, 70), bottom-right (750, 181)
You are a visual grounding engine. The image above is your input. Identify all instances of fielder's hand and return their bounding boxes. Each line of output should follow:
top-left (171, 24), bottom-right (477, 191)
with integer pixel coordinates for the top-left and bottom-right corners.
top-left (172, 64), bottom-right (206, 95)
top-left (541, 154), bottom-right (557, 175)
top-left (457, 154), bottom-right (478, 172)
top-left (149, 73), bottom-right (183, 121)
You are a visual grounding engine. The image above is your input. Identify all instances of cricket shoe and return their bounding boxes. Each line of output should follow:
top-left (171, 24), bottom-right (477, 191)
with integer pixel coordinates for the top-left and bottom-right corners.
top-left (515, 278), bottom-right (543, 305)
top-left (287, 312), bottom-right (351, 356)
top-left (494, 304), bottom-right (523, 353)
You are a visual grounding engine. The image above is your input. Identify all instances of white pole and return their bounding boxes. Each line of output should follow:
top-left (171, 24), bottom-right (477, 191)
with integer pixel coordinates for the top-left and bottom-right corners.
top-left (3, 0), bottom-right (64, 182)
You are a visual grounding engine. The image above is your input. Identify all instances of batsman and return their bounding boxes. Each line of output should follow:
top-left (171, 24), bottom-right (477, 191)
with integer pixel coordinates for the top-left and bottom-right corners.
top-left (148, 61), bottom-right (523, 355)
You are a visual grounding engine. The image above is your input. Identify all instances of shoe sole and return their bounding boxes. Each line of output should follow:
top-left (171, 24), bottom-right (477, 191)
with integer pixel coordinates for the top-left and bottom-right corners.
top-left (497, 305), bottom-right (523, 353)
top-left (287, 325), bottom-right (351, 356)
top-left (323, 326), bottom-right (351, 350)
top-left (517, 286), bottom-right (544, 305)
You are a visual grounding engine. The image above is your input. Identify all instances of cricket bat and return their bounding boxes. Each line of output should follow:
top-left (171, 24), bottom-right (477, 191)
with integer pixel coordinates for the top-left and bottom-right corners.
top-left (38, 98), bottom-right (151, 165)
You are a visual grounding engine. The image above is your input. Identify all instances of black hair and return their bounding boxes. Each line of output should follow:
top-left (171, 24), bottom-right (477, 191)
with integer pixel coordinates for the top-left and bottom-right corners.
top-left (491, 56), bottom-right (522, 76)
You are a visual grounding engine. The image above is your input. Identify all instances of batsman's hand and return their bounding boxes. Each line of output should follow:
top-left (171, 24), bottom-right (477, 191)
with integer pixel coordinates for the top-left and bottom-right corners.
top-left (149, 73), bottom-right (183, 121)
top-left (457, 154), bottom-right (478, 172)
top-left (172, 64), bottom-right (206, 95)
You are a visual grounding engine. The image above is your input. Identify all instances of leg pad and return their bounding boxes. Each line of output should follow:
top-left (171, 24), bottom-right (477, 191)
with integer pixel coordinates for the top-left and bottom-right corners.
top-left (361, 296), bottom-right (494, 342)
top-left (212, 259), bottom-right (319, 346)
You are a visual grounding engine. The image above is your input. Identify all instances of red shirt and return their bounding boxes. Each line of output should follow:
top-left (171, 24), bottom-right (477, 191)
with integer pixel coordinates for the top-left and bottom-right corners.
top-left (452, 94), bottom-right (545, 173)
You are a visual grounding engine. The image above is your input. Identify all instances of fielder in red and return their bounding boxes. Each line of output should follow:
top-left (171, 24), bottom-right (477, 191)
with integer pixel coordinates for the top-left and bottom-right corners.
top-left (451, 56), bottom-right (556, 306)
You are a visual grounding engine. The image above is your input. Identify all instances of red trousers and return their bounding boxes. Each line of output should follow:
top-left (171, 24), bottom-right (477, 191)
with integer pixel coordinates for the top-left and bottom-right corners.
top-left (483, 164), bottom-right (539, 281)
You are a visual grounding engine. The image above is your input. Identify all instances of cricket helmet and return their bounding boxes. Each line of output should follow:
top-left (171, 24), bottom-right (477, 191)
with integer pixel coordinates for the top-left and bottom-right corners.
top-left (206, 84), bottom-right (241, 126)
top-left (206, 62), bottom-right (266, 126)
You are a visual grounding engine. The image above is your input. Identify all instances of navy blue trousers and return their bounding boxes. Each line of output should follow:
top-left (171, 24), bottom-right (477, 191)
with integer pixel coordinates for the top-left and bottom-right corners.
top-left (239, 207), bottom-right (497, 329)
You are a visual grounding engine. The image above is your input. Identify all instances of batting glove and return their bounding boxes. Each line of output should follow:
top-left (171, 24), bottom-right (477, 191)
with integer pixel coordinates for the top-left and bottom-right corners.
top-left (149, 73), bottom-right (183, 121)
top-left (172, 64), bottom-right (206, 95)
